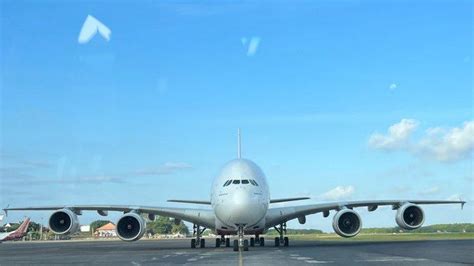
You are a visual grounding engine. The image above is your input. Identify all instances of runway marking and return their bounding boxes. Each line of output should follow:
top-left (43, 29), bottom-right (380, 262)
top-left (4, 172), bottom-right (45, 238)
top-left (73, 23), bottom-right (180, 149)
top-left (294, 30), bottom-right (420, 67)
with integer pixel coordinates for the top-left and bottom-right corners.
top-left (296, 257), bottom-right (313, 260)
top-left (131, 261), bottom-right (141, 266)
top-left (201, 252), bottom-right (215, 256)
top-left (187, 258), bottom-right (198, 262)
top-left (238, 248), bottom-right (243, 266)
top-left (356, 256), bottom-right (428, 262)
top-left (162, 255), bottom-right (170, 258)
top-left (174, 252), bottom-right (187, 255)
top-left (306, 260), bottom-right (334, 264)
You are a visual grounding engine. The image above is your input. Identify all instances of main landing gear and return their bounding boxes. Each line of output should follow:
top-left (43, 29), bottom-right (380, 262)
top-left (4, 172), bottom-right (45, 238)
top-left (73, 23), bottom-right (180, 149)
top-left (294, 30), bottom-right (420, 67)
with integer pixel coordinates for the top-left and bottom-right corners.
top-left (191, 224), bottom-right (206, 248)
top-left (253, 234), bottom-right (265, 247)
top-left (215, 235), bottom-right (230, 248)
top-left (273, 222), bottom-right (289, 247)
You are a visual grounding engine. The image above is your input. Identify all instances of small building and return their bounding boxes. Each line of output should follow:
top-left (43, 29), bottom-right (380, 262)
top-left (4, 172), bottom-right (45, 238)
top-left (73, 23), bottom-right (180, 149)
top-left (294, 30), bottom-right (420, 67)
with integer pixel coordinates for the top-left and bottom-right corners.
top-left (95, 222), bottom-right (117, 237)
top-left (80, 225), bottom-right (91, 232)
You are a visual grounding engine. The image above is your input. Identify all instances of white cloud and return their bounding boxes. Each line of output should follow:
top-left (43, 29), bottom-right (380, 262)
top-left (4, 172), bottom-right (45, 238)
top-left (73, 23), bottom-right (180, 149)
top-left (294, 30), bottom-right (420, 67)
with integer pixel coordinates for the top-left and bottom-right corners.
top-left (417, 121), bottom-right (474, 162)
top-left (78, 15), bottom-right (111, 44)
top-left (241, 36), bottom-right (260, 56)
top-left (389, 83), bottom-right (397, 90)
top-left (369, 119), bottom-right (474, 163)
top-left (368, 119), bottom-right (418, 150)
top-left (446, 193), bottom-right (463, 201)
top-left (418, 186), bottom-right (440, 196)
top-left (320, 185), bottom-right (355, 201)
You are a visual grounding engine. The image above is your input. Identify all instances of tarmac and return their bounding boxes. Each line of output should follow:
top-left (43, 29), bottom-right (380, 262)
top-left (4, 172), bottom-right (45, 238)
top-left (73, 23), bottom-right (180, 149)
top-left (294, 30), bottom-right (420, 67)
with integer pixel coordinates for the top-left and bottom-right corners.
top-left (0, 238), bottom-right (473, 265)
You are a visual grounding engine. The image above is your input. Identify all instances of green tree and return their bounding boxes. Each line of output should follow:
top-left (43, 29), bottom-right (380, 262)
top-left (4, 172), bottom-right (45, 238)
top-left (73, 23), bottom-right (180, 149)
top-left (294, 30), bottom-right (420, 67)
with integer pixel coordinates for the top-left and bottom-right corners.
top-left (28, 221), bottom-right (41, 232)
top-left (172, 222), bottom-right (190, 235)
top-left (147, 216), bottom-right (172, 234)
top-left (146, 216), bottom-right (190, 235)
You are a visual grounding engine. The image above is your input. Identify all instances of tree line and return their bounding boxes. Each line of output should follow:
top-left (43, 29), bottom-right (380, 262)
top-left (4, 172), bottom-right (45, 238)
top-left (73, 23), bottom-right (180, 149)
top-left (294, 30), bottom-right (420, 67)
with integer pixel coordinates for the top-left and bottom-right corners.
top-left (1, 216), bottom-right (190, 238)
top-left (2, 219), bottom-right (472, 238)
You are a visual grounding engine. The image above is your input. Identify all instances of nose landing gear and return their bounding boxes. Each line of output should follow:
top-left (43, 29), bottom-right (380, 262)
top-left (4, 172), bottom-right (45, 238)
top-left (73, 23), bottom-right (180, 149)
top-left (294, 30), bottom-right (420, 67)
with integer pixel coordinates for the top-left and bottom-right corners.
top-left (273, 222), bottom-right (289, 247)
top-left (233, 225), bottom-right (249, 252)
top-left (191, 224), bottom-right (206, 248)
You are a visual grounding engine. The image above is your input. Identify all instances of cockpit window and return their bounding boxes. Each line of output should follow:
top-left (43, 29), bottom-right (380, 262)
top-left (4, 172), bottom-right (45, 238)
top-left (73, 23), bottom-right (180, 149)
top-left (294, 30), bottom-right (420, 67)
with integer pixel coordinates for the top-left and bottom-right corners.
top-left (242, 179), bottom-right (249, 184)
top-left (249, 180), bottom-right (256, 186)
top-left (223, 180), bottom-right (232, 187)
top-left (252, 180), bottom-right (259, 186)
top-left (232, 180), bottom-right (240, 184)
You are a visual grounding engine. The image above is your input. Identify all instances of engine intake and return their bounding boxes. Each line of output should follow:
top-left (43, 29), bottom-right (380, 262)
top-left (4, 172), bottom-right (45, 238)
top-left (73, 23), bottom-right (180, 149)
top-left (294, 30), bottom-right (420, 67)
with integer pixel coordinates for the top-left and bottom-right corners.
top-left (332, 209), bottom-right (362, 237)
top-left (116, 212), bottom-right (146, 241)
top-left (396, 203), bottom-right (424, 230)
top-left (48, 209), bottom-right (79, 235)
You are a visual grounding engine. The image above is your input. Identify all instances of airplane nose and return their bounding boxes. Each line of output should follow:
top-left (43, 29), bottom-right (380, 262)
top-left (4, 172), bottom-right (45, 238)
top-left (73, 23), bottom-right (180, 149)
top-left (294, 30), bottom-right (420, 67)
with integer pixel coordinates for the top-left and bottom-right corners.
top-left (230, 189), bottom-right (263, 225)
top-left (232, 189), bottom-right (250, 207)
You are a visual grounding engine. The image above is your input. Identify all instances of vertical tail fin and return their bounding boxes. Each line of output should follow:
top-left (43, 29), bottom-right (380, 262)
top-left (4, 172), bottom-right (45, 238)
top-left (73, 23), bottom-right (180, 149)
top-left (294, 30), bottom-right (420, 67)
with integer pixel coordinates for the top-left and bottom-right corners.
top-left (16, 218), bottom-right (30, 234)
top-left (237, 128), bottom-right (241, 159)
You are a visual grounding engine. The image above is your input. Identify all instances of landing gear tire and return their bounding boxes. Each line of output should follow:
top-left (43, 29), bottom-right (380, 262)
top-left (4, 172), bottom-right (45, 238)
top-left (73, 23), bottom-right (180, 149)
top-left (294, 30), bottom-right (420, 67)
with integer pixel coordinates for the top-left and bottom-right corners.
top-left (191, 239), bottom-right (196, 248)
top-left (274, 237), bottom-right (280, 247)
top-left (250, 237), bottom-right (255, 247)
top-left (233, 239), bottom-right (239, 252)
top-left (215, 238), bottom-right (221, 248)
top-left (259, 237), bottom-right (265, 246)
top-left (225, 238), bottom-right (230, 247)
top-left (200, 238), bottom-right (205, 248)
top-left (284, 237), bottom-right (289, 247)
top-left (243, 239), bottom-right (249, 251)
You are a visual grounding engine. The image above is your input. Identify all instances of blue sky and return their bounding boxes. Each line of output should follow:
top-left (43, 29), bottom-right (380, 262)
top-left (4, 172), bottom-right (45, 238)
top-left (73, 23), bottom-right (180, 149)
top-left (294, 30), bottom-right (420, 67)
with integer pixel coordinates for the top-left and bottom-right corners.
top-left (1, 0), bottom-right (472, 231)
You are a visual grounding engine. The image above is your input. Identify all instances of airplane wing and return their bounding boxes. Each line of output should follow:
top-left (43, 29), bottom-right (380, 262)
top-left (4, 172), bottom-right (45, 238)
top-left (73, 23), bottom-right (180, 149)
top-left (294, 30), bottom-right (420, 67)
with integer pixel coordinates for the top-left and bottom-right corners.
top-left (3, 205), bottom-right (216, 229)
top-left (270, 197), bottom-right (310, 204)
top-left (167, 200), bottom-right (211, 205)
top-left (167, 197), bottom-right (311, 204)
top-left (265, 200), bottom-right (466, 228)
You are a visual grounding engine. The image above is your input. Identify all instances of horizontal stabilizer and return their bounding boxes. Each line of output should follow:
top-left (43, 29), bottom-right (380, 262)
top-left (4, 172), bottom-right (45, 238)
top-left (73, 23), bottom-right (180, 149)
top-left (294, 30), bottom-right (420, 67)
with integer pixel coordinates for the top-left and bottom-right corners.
top-left (270, 197), bottom-right (310, 204)
top-left (167, 200), bottom-right (211, 205)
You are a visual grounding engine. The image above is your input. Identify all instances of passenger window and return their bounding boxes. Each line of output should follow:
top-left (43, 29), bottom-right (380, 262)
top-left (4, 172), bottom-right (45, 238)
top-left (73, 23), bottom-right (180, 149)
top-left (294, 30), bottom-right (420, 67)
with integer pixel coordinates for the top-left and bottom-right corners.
top-left (242, 180), bottom-right (249, 184)
top-left (232, 180), bottom-right (240, 184)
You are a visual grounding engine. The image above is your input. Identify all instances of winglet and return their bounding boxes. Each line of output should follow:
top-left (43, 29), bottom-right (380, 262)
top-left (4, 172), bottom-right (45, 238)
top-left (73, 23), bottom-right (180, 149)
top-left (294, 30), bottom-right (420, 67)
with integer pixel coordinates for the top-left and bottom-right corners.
top-left (461, 201), bottom-right (466, 210)
top-left (3, 204), bottom-right (9, 217)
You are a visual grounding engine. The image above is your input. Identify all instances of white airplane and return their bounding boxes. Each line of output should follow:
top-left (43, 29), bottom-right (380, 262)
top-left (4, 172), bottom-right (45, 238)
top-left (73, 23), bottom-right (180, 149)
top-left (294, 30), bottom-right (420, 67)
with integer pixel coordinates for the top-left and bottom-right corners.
top-left (3, 130), bottom-right (466, 251)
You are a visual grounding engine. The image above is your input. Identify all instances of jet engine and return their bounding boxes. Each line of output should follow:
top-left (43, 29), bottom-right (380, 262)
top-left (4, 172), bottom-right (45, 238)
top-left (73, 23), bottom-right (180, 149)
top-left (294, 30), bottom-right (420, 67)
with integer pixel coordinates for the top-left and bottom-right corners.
top-left (298, 216), bottom-right (306, 224)
top-left (396, 203), bottom-right (424, 230)
top-left (116, 212), bottom-right (146, 241)
top-left (48, 209), bottom-right (80, 235)
top-left (332, 209), bottom-right (362, 237)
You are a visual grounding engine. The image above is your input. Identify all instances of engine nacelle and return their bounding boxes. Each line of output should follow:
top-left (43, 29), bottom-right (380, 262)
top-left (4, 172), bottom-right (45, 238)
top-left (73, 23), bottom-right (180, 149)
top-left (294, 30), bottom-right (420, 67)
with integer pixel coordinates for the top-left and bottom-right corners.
top-left (116, 212), bottom-right (146, 241)
top-left (332, 209), bottom-right (362, 238)
top-left (48, 209), bottom-right (80, 235)
top-left (298, 216), bottom-right (306, 224)
top-left (396, 203), bottom-right (424, 230)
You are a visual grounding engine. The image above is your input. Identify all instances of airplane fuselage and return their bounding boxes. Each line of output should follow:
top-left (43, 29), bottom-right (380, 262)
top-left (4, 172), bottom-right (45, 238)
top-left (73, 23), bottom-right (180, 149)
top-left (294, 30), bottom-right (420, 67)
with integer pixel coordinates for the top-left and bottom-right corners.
top-left (211, 159), bottom-right (270, 235)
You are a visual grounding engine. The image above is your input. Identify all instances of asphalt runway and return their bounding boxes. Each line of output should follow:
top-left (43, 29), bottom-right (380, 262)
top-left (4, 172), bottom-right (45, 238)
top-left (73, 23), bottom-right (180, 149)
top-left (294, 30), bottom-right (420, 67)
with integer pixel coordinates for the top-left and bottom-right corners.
top-left (0, 238), bottom-right (473, 265)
